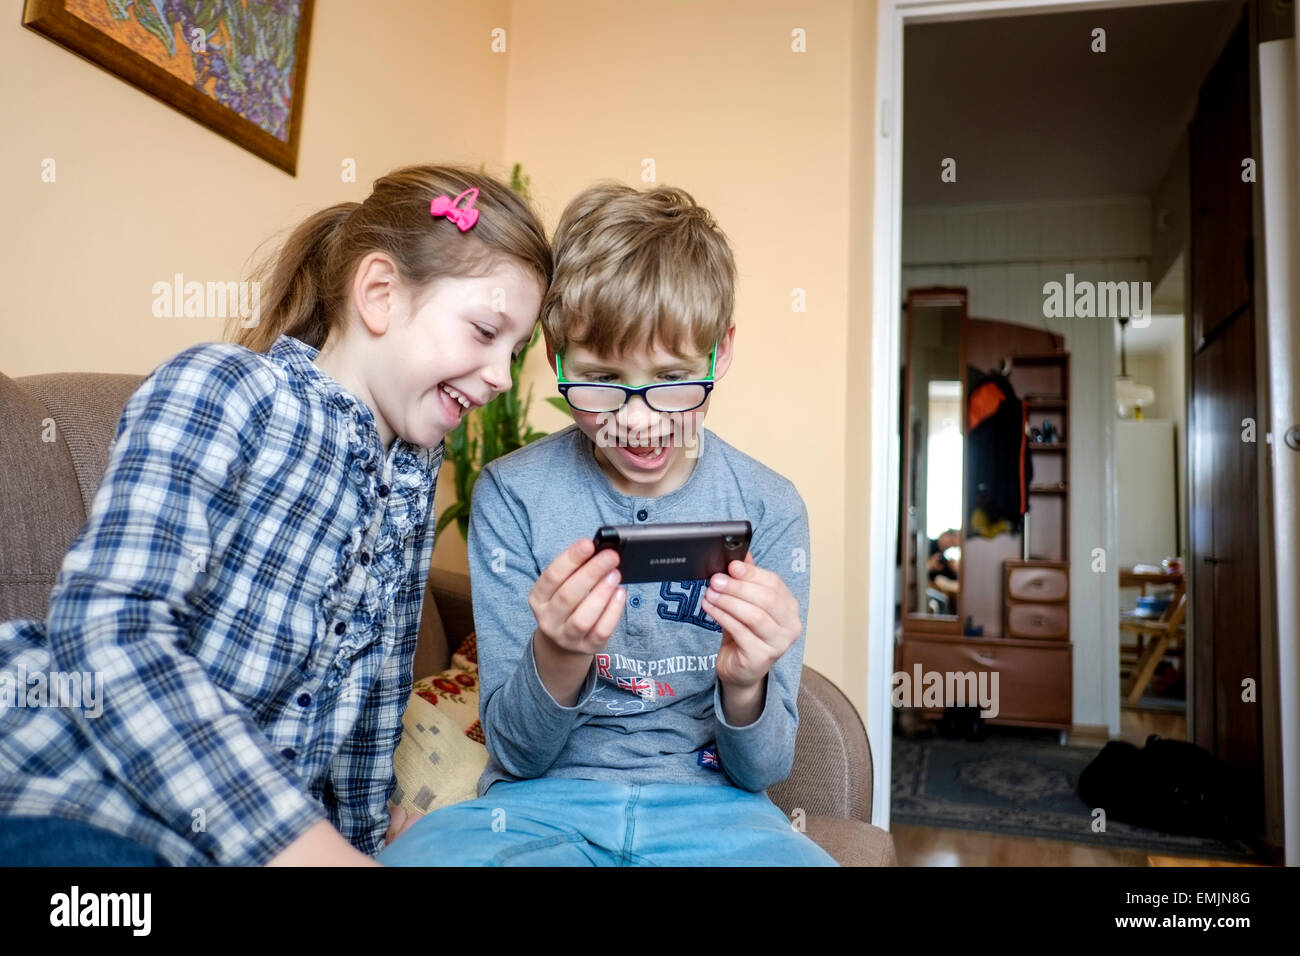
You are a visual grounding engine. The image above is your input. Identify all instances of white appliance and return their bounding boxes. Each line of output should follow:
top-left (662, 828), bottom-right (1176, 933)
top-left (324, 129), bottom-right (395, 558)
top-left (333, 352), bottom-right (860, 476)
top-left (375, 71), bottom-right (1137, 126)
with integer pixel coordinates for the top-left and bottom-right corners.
top-left (1116, 419), bottom-right (1177, 570)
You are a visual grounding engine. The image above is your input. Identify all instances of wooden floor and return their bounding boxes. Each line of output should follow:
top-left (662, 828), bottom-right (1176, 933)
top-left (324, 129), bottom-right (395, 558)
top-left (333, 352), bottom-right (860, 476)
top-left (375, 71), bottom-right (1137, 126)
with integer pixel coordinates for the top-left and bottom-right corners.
top-left (1069, 707), bottom-right (1187, 749)
top-left (891, 706), bottom-right (1259, 866)
top-left (892, 825), bottom-right (1262, 866)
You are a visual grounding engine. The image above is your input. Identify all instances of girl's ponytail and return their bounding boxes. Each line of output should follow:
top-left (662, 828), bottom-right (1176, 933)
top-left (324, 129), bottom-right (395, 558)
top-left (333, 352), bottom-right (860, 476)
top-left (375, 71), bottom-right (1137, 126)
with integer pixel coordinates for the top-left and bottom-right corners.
top-left (228, 164), bottom-right (551, 354)
top-left (234, 202), bottom-right (358, 352)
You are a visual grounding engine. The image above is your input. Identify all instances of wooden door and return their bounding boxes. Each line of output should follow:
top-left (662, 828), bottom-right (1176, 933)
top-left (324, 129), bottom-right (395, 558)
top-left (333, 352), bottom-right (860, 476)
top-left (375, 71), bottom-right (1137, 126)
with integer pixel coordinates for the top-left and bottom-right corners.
top-left (1188, 14), bottom-right (1254, 348)
top-left (1188, 10), bottom-right (1263, 830)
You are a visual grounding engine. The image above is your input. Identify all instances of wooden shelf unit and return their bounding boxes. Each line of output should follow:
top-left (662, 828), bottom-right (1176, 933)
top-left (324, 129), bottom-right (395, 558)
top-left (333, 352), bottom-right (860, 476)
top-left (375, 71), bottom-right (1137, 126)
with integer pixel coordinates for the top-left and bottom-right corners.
top-left (1004, 352), bottom-right (1072, 731)
top-left (897, 310), bottom-right (1074, 735)
top-left (1013, 352), bottom-right (1069, 563)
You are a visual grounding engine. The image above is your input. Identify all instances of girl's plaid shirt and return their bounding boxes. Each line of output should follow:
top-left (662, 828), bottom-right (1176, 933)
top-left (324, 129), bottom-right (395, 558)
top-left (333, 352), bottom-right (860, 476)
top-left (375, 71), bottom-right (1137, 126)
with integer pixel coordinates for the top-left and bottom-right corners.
top-left (0, 334), bottom-right (444, 865)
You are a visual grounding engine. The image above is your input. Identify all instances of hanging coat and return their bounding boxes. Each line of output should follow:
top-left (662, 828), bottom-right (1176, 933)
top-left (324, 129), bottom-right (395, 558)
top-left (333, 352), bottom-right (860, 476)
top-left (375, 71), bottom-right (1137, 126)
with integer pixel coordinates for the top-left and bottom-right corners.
top-left (965, 365), bottom-right (1032, 536)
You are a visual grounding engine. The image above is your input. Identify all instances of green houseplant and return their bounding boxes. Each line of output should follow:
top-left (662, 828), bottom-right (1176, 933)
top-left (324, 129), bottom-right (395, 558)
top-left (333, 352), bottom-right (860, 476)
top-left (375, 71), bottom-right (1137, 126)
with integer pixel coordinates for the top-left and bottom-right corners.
top-left (435, 164), bottom-right (569, 541)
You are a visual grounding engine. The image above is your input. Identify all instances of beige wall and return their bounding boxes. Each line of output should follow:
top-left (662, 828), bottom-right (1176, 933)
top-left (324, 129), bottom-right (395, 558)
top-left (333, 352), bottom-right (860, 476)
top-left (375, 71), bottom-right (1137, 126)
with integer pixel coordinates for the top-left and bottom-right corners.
top-left (4, 0), bottom-right (875, 718)
top-left (1, 0), bottom-right (512, 377)
top-left (843, 0), bottom-right (878, 725)
top-left (493, 0), bottom-right (862, 699)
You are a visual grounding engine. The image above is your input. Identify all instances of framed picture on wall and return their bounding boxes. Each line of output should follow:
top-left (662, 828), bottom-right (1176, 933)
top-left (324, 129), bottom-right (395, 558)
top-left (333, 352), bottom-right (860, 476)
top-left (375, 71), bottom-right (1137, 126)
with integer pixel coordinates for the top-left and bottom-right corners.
top-left (23, 0), bottom-right (314, 175)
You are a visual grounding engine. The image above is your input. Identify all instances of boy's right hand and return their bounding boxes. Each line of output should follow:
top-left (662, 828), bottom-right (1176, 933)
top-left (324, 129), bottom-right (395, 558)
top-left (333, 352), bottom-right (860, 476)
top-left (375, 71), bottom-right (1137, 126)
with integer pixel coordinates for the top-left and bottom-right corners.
top-left (528, 538), bottom-right (625, 705)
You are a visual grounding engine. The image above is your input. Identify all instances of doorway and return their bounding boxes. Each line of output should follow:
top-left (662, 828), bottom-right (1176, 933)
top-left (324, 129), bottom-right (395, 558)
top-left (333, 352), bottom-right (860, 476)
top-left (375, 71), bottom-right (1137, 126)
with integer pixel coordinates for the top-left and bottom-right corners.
top-left (868, 0), bottom-right (1289, 864)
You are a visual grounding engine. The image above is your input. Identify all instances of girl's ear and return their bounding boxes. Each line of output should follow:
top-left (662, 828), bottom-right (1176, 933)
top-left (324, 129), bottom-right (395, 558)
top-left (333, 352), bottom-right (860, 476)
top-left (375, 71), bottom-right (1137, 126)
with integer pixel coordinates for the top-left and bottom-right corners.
top-left (352, 252), bottom-right (401, 336)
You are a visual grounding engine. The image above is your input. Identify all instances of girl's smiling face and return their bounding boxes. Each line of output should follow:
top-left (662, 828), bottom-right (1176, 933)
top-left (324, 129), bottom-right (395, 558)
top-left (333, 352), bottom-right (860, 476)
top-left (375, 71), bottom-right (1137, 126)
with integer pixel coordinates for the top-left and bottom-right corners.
top-left (318, 254), bottom-right (543, 451)
top-left (380, 260), bottom-right (543, 449)
top-left (551, 327), bottom-right (734, 499)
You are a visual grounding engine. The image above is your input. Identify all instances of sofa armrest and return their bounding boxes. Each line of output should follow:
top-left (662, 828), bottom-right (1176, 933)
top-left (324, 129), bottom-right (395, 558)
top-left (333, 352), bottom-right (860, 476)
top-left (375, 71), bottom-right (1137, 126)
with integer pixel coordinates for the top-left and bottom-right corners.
top-left (804, 816), bottom-right (898, 867)
top-left (766, 666), bottom-right (875, 824)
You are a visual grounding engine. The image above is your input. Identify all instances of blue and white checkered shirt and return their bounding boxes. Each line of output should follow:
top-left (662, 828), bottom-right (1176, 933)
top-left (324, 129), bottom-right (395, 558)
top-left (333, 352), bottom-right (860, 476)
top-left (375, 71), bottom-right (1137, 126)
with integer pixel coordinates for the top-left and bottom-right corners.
top-left (0, 334), bottom-right (444, 866)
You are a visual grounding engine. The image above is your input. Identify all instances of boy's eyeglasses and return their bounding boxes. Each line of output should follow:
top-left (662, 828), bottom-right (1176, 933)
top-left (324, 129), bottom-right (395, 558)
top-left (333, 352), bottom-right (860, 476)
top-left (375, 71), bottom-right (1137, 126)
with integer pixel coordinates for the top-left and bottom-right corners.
top-left (556, 343), bottom-right (717, 413)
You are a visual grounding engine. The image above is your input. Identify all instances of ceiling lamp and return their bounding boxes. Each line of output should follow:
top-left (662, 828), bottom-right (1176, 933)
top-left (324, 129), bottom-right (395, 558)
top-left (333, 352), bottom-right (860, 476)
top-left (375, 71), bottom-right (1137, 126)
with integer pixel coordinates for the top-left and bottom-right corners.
top-left (1115, 316), bottom-right (1155, 415)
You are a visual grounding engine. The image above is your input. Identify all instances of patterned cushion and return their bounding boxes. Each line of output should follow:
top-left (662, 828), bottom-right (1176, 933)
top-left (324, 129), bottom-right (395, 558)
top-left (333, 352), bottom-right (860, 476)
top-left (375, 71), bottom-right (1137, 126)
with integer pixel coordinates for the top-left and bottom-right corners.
top-left (391, 633), bottom-right (488, 815)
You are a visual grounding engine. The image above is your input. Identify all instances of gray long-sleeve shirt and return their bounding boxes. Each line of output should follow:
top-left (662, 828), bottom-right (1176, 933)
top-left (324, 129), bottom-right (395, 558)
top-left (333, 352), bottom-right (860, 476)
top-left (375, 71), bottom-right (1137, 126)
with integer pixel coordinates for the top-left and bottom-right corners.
top-left (467, 424), bottom-right (811, 796)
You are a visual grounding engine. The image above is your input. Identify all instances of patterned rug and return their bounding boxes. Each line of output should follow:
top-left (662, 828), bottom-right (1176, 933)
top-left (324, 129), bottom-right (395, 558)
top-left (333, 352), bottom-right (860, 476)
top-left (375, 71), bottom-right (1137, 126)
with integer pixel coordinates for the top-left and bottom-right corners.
top-left (891, 728), bottom-right (1261, 861)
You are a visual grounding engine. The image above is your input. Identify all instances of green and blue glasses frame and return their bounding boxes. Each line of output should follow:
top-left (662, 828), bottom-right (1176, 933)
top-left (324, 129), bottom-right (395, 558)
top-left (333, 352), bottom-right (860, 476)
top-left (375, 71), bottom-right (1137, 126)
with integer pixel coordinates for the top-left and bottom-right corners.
top-left (555, 342), bottom-right (718, 413)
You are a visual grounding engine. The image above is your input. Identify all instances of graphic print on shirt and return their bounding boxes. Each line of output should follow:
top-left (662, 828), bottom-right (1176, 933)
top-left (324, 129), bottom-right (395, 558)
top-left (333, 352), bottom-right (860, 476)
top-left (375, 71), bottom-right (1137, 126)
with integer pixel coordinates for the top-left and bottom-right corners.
top-left (586, 685), bottom-right (650, 715)
top-left (617, 675), bottom-right (656, 700)
top-left (596, 652), bottom-right (688, 705)
top-left (591, 580), bottom-right (725, 713)
top-left (656, 579), bottom-right (721, 632)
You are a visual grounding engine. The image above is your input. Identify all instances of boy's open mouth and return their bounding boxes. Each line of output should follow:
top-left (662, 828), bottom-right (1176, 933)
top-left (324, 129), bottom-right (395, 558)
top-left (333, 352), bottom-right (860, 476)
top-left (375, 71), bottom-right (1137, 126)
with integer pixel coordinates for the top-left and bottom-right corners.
top-left (616, 440), bottom-right (670, 469)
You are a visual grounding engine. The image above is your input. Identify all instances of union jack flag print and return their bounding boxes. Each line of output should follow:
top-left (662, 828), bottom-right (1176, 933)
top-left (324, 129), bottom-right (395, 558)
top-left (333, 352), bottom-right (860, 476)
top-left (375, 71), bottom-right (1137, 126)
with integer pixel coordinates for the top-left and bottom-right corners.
top-left (617, 675), bottom-right (655, 700)
top-left (698, 747), bottom-right (720, 769)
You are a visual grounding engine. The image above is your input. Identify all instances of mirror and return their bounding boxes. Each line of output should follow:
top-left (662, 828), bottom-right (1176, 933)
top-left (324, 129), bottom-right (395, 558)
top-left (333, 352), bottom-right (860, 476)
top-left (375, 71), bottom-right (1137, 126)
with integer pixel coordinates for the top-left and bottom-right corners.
top-left (902, 289), bottom-right (966, 625)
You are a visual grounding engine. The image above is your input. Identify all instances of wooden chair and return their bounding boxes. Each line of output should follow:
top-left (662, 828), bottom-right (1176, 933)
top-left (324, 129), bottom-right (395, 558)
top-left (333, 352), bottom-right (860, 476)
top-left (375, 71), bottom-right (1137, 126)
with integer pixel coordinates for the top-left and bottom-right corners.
top-left (1120, 585), bottom-right (1187, 707)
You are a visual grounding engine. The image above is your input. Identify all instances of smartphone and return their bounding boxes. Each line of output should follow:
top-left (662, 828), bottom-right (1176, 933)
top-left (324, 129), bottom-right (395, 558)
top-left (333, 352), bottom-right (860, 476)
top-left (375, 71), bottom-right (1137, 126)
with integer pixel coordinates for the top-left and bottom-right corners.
top-left (592, 520), bottom-right (753, 584)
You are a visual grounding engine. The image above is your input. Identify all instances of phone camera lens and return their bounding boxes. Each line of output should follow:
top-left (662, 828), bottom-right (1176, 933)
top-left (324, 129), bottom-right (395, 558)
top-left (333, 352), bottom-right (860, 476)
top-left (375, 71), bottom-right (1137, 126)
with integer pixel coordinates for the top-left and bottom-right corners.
top-left (724, 536), bottom-right (739, 549)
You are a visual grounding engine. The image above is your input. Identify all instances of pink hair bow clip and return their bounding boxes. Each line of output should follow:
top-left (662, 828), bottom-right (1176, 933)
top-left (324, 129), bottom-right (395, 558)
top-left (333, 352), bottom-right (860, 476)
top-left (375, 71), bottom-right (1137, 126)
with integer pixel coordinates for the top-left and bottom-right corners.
top-left (430, 187), bottom-right (480, 231)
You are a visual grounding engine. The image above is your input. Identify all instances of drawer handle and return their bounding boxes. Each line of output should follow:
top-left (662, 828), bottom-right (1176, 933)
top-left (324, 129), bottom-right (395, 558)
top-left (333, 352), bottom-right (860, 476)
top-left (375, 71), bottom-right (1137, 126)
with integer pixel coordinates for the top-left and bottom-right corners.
top-left (973, 653), bottom-right (997, 666)
top-left (1031, 615), bottom-right (1045, 626)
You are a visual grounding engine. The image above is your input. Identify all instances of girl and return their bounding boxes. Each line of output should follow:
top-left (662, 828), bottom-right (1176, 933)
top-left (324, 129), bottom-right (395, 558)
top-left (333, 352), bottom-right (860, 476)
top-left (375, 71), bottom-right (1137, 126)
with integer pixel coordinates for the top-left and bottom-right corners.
top-left (0, 165), bottom-right (550, 866)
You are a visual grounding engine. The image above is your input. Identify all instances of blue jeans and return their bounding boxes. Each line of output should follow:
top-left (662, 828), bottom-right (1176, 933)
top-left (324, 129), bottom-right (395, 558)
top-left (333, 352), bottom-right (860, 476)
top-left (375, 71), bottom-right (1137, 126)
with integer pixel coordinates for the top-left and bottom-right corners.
top-left (0, 815), bottom-right (172, 866)
top-left (377, 778), bottom-right (840, 866)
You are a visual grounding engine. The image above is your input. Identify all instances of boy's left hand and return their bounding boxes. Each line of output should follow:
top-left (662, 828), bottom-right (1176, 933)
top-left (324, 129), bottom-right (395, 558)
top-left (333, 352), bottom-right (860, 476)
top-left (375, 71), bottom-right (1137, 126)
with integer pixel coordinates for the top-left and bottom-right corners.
top-left (701, 551), bottom-right (802, 690)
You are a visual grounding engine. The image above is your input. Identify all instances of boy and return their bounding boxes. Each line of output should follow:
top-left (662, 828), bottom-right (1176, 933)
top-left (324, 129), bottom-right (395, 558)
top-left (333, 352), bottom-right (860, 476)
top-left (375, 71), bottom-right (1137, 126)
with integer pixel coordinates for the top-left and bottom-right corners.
top-left (379, 182), bottom-right (836, 866)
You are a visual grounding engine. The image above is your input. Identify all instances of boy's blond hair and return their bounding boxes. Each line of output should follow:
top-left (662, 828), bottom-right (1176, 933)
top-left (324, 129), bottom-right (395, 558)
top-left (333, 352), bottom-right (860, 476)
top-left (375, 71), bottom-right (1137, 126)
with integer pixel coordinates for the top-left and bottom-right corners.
top-left (540, 182), bottom-right (736, 360)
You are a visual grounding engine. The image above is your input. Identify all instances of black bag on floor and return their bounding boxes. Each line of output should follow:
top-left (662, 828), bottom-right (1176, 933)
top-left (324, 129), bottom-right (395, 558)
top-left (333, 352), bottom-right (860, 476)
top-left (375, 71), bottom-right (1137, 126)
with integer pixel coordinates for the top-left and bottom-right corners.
top-left (1077, 734), bottom-right (1245, 840)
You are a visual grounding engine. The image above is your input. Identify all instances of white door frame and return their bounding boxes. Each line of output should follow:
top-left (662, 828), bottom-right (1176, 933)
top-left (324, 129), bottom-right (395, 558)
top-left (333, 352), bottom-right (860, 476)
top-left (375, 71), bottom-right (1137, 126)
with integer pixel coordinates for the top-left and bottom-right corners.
top-left (1257, 29), bottom-right (1300, 867)
top-left (866, 0), bottom-right (1262, 831)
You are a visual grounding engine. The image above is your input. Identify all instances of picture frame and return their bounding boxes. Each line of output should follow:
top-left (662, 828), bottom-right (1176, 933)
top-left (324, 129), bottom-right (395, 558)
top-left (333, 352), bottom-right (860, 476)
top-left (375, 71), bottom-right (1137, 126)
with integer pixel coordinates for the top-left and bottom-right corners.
top-left (22, 0), bottom-right (314, 175)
